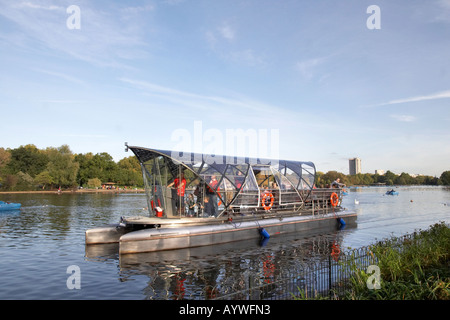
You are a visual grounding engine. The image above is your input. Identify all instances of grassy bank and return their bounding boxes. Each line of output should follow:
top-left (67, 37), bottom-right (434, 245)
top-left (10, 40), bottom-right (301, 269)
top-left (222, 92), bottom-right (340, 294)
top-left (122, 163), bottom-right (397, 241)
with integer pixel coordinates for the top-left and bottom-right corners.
top-left (292, 222), bottom-right (449, 300)
top-left (343, 222), bottom-right (449, 300)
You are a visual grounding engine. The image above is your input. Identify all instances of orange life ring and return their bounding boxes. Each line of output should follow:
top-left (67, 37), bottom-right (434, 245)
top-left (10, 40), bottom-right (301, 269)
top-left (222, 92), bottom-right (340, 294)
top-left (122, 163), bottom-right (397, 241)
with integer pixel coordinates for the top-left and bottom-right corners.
top-left (262, 193), bottom-right (274, 211)
top-left (330, 192), bottom-right (339, 207)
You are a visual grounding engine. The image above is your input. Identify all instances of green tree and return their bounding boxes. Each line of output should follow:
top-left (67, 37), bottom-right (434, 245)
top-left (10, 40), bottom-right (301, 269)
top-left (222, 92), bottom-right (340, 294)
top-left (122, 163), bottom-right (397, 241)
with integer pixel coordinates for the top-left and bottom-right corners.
top-left (440, 171), bottom-right (450, 185)
top-left (315, 171), bottom-right (325, 187)
top-left (83, 152), bottom-right (118, 183)
top-left (16, 171), bottom-right (34, 190)
top-left (384, 170), bottom-right (397, 186)
top-left (6, 144), bottom-right (49, 177)
top-left (87, 177), bottom-right (102, 189)
top-left (424, 176), bottom-right (440, 185)
top-left (34, 171), bottom-right (53, 189)
top-left (322, 171), bottom-right (347, 186)
top-left (3, 174), bottom-right (18, 190)
top-left (0, 148), bottom-right (11, 186)
top-left (361, 173), bottom-right (374, 185)
top-left (46, 145), bottom-right (79, 188)
top-left (0, 148), bottom-right (11, 169)
top-left (75, 152), bottom-right (124, 186)
top-left (74, 152), bottom-right (95, 186)
top-left (395, 172), bottom-right (413, 185)
top-left (117, 156), bottom-right (143, 186)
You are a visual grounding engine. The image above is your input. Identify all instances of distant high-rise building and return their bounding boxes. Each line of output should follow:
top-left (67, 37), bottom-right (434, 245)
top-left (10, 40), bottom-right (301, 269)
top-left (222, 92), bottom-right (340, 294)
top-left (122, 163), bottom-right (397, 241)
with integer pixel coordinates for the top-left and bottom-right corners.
top-left (349, 158), bottom-right (361, 175)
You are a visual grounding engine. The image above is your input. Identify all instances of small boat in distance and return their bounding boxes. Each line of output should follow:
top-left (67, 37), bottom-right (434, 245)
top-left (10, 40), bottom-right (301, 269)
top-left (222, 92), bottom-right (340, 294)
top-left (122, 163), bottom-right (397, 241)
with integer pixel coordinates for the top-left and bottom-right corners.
top-left (86, 145), bottom-right (357, 254)
top-left (0, 201), bottom-right (21, 211)
top-left (386, 189), bottom-right (399, 196)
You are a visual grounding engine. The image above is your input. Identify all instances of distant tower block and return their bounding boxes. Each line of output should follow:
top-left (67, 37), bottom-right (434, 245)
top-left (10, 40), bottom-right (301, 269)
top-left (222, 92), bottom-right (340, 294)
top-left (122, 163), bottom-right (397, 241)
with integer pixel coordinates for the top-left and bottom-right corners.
top-left (349, 158), bottom-right (361, 175)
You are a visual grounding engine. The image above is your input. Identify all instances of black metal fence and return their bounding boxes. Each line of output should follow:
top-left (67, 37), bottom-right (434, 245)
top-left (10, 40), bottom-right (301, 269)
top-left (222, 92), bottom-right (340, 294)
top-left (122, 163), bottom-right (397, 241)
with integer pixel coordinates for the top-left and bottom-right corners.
top-left (213, 234), bottom-right (418, 300)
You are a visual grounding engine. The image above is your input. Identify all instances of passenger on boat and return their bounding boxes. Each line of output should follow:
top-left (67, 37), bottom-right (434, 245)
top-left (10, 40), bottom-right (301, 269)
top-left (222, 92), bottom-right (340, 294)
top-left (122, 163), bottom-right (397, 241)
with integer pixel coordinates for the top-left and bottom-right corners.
top-left (187, 194), bottom-right (196, 217)
top-left (167, 173), bottom-right (186, 215)
top-left (331, 178), bottom-right (346, 188)
top-left (194, 182), bottom-right (205, 216)
top-left (235, 171), bottom-right (244, 189)
top-left (207, 175), bottom-right (219, 217)
top-left (203, 195), bottom-right (213, 217)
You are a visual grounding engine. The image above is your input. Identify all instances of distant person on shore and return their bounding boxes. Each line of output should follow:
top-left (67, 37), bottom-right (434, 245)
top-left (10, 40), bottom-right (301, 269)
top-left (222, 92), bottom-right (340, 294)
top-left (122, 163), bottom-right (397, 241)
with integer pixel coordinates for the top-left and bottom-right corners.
top-left (331, 178), bottom-right (345, 188)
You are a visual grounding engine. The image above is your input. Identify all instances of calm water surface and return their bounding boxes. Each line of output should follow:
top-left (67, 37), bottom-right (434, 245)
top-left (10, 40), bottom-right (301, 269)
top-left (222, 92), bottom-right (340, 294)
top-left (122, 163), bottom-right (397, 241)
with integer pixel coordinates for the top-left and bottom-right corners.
top-left (0, 186), bottom-right (449, 299)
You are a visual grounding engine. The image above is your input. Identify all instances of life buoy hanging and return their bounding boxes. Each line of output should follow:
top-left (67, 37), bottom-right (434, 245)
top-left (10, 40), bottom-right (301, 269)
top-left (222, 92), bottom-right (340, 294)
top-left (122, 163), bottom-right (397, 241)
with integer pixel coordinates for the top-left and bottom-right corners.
top-left (261, 193), bottom-right (274, 211)
top-left (330, 192), bottom-right (339, 207)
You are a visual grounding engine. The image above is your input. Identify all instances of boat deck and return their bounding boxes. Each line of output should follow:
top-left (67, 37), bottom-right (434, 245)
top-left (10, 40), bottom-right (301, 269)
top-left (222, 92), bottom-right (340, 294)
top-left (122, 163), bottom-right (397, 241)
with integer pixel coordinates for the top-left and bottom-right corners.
top-left (86, 208), bottom-right (356, 249)
top-left (121, 207), bottom-right (340, 228)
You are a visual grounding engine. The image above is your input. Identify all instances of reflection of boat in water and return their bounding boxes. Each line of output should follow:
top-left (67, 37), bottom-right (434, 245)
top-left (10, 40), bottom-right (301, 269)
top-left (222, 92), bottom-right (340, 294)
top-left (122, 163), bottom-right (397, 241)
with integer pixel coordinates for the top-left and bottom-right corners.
top-left (386, 189), bottom-right (399, 196)
top-left (85, 229), bottom-right (353, 300)
top-left (0, 201), bottom-right (21, 211)
top-left (86, 145), bottom-right (357, 254)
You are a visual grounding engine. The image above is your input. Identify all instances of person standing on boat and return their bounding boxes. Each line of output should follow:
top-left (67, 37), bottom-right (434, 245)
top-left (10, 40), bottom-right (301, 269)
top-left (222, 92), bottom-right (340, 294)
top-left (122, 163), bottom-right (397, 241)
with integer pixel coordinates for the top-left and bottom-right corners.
top-left (187, 194), bottom-right (196, 217)
top-left (207, 175), bottom-right (219, 217)
top-left (168, 173), bottom-right (186, 215)
top-left (203, 195), bottom-right (213, 217)
top-left (331, 178), bottom-right (346, 188)
top-left (235, 171), bottom-right (244, 189)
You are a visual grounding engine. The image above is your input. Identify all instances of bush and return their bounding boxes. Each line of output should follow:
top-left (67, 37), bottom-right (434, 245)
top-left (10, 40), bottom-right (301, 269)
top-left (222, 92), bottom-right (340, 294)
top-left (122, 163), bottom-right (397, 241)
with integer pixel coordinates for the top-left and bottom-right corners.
top-left (87, 177), bottom-right (102, 189)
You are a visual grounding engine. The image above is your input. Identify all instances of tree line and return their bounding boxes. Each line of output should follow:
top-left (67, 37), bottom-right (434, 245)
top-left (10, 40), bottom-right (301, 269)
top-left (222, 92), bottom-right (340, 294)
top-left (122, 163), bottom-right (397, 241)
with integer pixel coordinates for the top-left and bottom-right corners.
top-left (316, 170), bottom-right (450, 187)
top-left (1, 144), bottom-right (449, 191)
top-left (0, 144), bottom-right (143, 191)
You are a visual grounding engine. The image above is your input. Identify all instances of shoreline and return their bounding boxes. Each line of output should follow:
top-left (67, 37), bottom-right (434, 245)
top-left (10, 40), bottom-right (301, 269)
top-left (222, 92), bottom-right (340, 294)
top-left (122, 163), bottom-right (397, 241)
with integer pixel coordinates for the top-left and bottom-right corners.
top-left (0, 189), bottom-right (145, 195)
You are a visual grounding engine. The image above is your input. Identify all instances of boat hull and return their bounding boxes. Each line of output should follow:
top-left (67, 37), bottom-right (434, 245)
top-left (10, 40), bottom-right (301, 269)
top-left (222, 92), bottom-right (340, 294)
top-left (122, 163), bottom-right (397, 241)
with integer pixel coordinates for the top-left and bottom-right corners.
top-left (0, 202), bottom-right (21, 211)
top-left (85, 224), bottom-right (130, 244)
top-left (118, 211), bottom-right (357, 254)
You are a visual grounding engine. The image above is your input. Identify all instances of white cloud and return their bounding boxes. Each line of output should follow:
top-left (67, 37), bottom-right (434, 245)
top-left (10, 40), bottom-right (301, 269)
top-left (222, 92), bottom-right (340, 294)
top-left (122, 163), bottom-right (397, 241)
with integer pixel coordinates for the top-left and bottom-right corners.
top-left (0, 0), bottom-right (151, 68)
top-left (118, 77), bottom-right (273, 113)
top-left (121, 4), bottom-right (154, 14)
top-left (206, 22), bottom-right (236, 49)
top-left (205, 21), bottom-right (266, 67)
top-left (228, 49), bottom-right (265, 67)
top-left (219, 23), bottom-right (235, 41)
top-left (368, 89), bottom-right (450, 107)
top-left (15, 2), bottom-right (63, 10)
top-left (33, 68), bottom-right (85, 85)
top-left (390, 114), bottom-right (417, 122)
top-left (387, 90), bottom-right (450, 105)
top-left (435, 0), bottom-right (450, 22)
top-left (163, 0), bottom-right (186, 5)
top-left (40, 100), bottom-right (84, 104)
top-left (295, 56), bottom-right (328, 80)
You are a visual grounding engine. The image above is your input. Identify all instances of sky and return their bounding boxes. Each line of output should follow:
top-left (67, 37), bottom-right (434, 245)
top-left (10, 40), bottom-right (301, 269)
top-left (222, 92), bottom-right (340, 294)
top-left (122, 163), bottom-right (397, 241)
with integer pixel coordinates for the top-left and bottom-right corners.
top-left (0, 0), bottom-right (449, 177)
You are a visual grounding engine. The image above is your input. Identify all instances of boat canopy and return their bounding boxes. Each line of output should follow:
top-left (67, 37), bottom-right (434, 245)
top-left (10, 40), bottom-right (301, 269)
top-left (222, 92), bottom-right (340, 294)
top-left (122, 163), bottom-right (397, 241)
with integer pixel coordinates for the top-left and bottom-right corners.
top-left (126, 145), bottom-right (316, 218)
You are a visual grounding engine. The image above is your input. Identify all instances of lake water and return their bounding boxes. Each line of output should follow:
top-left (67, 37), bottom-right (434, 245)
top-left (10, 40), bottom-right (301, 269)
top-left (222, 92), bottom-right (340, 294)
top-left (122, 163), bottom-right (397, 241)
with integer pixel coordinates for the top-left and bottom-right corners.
top-left (0, 186), bottom-right (449, 300)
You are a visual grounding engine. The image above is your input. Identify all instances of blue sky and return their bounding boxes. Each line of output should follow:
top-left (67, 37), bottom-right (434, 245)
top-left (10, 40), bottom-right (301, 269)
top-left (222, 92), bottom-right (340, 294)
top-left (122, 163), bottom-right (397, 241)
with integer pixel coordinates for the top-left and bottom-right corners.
top-left (1, 0), bottom-right (449, 176)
